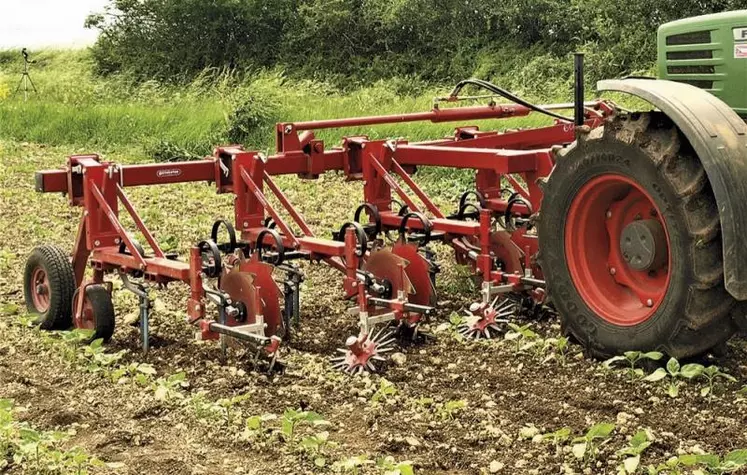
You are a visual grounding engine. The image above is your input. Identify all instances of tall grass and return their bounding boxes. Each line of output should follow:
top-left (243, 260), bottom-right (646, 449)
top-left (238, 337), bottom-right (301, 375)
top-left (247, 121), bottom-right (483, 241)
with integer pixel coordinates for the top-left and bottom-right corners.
top-left (0, 49), bottom-right (570, 158)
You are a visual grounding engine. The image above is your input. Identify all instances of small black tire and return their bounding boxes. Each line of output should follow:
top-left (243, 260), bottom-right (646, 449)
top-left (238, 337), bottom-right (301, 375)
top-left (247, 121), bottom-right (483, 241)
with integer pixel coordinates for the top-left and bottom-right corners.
top-left (23, 245), bottom-right (75, 330)
top-left (79, 285), bottom-right (116, 343)
top-left (539, 112), bottom-right (736, 359)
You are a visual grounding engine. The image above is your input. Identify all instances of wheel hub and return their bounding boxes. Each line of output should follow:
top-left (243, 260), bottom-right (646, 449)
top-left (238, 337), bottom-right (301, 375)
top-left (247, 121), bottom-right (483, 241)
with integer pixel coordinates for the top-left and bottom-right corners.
top-left (620, 219), bottom-right (667, 271)
top-left (30, 267), bottom-right (50, 313)
top-left (565, 174), bottom-right (671, 326)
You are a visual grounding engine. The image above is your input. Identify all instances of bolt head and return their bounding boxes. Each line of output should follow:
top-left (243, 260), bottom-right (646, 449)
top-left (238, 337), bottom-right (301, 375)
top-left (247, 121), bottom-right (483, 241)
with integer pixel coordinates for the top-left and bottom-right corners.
top-left (94, 240), bottom-right (100, 246)
top-left (646, 299), bottom-right (653, 307)
top-left (243, 221), bottom-right (249, 228)
top-left (609, 267), bottom-right (616, 275)
top-left (606, 210), bottom-right (612, 218)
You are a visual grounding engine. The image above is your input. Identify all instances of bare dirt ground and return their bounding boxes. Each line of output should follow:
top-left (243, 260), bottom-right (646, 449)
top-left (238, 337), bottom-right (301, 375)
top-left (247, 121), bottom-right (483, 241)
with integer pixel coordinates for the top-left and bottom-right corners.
top-left (2, 141), bottom-right (747, 474)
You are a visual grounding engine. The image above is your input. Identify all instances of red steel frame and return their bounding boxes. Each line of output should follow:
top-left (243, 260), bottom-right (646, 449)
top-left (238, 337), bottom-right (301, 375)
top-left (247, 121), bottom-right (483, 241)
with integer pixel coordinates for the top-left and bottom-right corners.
top-left (35, 100), bottom-right (614, 340)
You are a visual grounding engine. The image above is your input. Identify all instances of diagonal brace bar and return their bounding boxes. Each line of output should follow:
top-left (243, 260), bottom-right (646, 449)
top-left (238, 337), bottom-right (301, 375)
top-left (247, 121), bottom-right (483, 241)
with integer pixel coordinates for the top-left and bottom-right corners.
top-left (389, 158), bottom-right (445, 219)
top-left (240, 168), bottom-right (300, 247)
top-left (115, 184), bottom-right (166, 259)
top-left (89, 182), bottom-right (148, 269)
top-left (368, 153), bottom-right (422, 214)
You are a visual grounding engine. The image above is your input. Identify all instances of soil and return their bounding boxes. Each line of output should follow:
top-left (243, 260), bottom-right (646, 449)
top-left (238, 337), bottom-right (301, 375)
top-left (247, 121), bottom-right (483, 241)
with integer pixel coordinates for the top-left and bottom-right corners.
top-left (1, 141), bottom-right (747, 475)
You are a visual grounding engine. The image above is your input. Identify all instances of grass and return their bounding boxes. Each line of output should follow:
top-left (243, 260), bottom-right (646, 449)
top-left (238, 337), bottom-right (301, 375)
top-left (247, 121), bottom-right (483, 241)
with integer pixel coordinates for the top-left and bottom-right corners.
top-left (0, 49), bottom-right (565, 159)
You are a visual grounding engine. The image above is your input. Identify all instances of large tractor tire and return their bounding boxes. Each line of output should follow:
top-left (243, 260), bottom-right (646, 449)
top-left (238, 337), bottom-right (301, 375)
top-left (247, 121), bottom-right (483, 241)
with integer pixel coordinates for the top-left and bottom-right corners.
top-left (538, 112), bottom-right (736, 358)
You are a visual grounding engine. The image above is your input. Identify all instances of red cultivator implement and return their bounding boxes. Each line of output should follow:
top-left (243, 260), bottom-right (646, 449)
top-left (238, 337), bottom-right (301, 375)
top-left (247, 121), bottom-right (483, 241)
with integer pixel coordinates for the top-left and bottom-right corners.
top-left (25, 55), bottom-right (747, 372)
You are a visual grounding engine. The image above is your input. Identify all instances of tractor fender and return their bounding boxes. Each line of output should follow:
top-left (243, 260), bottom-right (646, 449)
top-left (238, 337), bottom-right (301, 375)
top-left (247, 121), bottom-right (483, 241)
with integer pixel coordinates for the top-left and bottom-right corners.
top-left (597, 78), bottom-right (747, 300)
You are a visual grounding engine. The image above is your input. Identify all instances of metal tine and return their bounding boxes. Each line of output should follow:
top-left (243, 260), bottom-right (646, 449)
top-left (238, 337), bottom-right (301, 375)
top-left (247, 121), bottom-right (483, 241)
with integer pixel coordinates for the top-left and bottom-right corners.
top-left (356, 366), bottom-right (364, 376)
top-left (330, 356), bottom-right (347, 362)
top-left (377, 346), bottom-right (395, 353)
top-left (374, 331), bottom-right (395, 343)
top-left (366, 361), bottom-right (377, 372)
top-left (376, 339), bottom-right (396, 349)
top-left (371, 326), bottom-right (386, 342)
top-left (371, 355), bottom-right (386, 362)
top-left (336, 348), bottom-right (349, 354)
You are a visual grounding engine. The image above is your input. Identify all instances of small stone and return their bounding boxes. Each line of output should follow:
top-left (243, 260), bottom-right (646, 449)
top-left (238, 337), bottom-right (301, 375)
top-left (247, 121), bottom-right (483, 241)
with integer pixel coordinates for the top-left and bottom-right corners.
top-left (616, 411), bottom-right (633, 425)
top-left (391, 352), bottom-right (407, 366)
top-left (489, 460), bottom-right (504, 473)
top-left (405, 436), bottom-right (420, 447)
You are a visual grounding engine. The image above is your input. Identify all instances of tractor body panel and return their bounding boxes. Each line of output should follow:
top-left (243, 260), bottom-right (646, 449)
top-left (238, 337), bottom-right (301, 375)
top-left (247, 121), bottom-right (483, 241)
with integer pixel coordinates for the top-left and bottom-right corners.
top-left (598, 78), bottom-right (747, 299)
top-left (657, 10), bottom-right (747, 118)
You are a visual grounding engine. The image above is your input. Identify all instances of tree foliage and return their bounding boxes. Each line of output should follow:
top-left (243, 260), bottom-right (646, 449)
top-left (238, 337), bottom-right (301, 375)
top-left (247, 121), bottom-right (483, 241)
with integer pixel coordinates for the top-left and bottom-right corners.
top-left (86, 0), bottom-right (747, 86)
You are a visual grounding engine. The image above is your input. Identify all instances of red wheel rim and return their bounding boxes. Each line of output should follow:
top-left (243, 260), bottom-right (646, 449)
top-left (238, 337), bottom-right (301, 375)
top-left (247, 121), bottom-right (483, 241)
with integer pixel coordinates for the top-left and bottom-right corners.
top-left (30, 267), bottom-right (50, 312)
top-left (565, 174), bottom-right (671, 326)
top-left (74, 292), bottom-right (96, 330)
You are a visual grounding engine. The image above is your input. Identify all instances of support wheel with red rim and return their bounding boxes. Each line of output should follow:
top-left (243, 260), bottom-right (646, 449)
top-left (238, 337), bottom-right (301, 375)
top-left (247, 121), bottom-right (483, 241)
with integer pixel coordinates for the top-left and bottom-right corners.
top-left (23, 245), bottom-right (75, 330)
top-left (75, 285), bottom-right (116, 343)
top-left (538, 112), bottom-right (735, 358)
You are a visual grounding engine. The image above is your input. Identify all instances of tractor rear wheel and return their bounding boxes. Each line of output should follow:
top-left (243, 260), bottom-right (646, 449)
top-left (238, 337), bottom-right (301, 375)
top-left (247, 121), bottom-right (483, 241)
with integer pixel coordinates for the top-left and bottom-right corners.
top-left (23, 245), bottom-right (75, 330)
top-left (538, 112), bottom-right (736, 358)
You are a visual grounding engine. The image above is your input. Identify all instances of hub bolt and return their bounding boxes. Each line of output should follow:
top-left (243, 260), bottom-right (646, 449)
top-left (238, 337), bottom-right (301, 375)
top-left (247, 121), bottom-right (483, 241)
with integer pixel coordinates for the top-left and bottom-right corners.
top-left (606, 210), bottom-right (612, 218)
top-left (646, 299), bottom-right (653, 307)
top-left (609, 267), bottom-right (616, 275)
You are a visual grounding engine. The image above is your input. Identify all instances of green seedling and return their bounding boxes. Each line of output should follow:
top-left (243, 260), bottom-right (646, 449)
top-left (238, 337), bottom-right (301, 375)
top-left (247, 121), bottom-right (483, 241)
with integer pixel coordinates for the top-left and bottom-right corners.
top-left (242, 413), bottom-right (277, 441)
top-left (0, 398), bottom-right (102, 473)
top-left (542, 427), bottom-right (571, 451)
top-left (215, 393), bottom-right (251, 422)
top-left (604, 351), bottom-right (663, 382)
top-left (299, 431), bottom-right (333, 468)
top-left (82, 338), bottom-right (125, 374)
top-left (152, 371), bottom-right (188, 401)
top-left (571, 422), bottom-right (615, 465)
top-left (437, 400), bottom-right (467, 420)
top-left (543, 336), bottom-right (570, 366)
top-left (505, 323), bottom-right (538, 353)
top-left (678, 449), bottom-right (747, 474)
top-left (376, 456), bottom-right (415, 475)
top-left (332, 455), bottom-right (375, 474)
top-left (371, 378), bottom-right (398, 404)
top-left (700, 365), bottom-right (736, 399)
top-left (616, 430), bottom-right (652, 474)
top-left (644, 357), bottom-right (703, 397)
top-left (280, 409), bottom-right (328, 442)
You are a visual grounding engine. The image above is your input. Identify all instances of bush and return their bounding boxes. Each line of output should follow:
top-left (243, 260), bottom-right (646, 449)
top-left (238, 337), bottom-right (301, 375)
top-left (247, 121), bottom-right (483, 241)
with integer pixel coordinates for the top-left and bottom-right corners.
top-left (85, 0), bottom-right (747, 90)
top-left (223, 75), bottom-right (287, 146)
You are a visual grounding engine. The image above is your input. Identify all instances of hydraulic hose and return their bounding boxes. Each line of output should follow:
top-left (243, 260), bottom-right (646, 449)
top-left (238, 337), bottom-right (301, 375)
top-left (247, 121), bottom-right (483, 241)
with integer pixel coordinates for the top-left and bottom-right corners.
top-left (448, 78), bottom-right (574, 123)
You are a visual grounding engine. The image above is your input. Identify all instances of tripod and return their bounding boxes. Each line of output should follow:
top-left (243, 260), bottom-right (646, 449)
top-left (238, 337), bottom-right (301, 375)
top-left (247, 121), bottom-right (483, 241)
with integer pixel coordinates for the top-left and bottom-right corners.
top-left (14, 48), bottom-right (37, 101)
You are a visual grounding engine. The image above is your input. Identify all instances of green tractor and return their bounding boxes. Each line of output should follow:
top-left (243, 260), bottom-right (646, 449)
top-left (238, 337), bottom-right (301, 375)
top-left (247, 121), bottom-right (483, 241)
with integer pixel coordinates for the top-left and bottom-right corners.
top-left (657, 10), bottom-right (747, 118)
top-left (537, 10), bottom-right (747, 359)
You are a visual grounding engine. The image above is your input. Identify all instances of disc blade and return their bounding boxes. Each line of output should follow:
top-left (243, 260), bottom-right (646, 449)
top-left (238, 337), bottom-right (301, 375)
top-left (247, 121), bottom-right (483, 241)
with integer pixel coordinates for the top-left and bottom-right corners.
top-left (363, 250), bottom-right (414, 310)
top-left (219, 270), bottom-right (257, 327)
top-left (391, 241), bottom-right (437, 307)
top-left (237, 259), bottom-right (283, 337)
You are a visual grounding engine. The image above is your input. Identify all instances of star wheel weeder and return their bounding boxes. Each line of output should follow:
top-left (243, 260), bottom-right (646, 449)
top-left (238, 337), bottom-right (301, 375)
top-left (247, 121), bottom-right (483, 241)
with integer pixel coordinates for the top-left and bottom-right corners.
top-left (458, 297), bottom-right (517, 339)
top-left (330, 327), bottom-right (396, 374)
